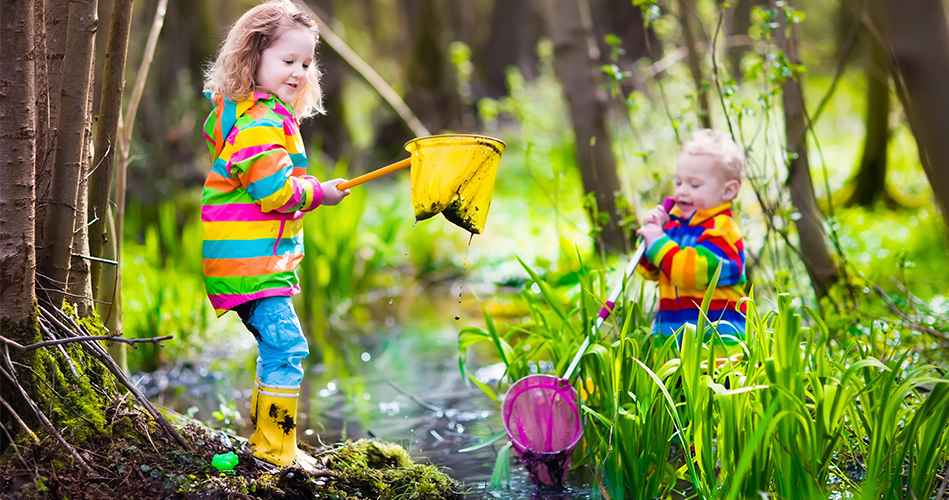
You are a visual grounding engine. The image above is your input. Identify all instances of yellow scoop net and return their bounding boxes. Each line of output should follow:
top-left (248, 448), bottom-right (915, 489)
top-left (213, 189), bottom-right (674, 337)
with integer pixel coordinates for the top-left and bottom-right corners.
top-left (338, 134), bottom-right (505, 234)
top-left (405, 135), bottom-right (505, 234)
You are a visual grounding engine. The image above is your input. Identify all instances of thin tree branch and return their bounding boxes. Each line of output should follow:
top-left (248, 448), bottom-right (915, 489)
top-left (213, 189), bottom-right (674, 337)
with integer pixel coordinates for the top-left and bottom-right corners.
top-left (296, 2), bottom-right (430, 138)
top-left (0, 349), bottom-right (92, 473)
top-left (38, 305), bottom-right (193, 451)
top-left (0, 396), bottom-right (41, 445)
top-left (872, 285), bottom-right (949, 341)
top-left (0, 332), bottom-right (172, 353)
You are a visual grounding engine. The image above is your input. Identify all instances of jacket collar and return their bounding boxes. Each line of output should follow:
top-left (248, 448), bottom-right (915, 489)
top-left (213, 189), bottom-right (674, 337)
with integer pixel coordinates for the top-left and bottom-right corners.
top-left (670, 202), bottom-right (733, 226)
top-left (204, 91), bottom-right (279, 158)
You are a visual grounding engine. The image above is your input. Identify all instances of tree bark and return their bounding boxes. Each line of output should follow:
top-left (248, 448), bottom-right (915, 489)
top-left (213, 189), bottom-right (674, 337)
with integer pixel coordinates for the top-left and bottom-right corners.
top-left (874, 0), bottom-right (949, 227)
top-left (727, 0), bottom-right (756, 80)
top-left (1, 0), bottom-right (39, 326)
top-left (538, 0), bottom-right (630, 253)
top-left (848, 32), bottom-right (891, 207)
top-left (88, 0), bottom-right (133, 298)
top-left (479, 0), bottom-right (543, 98)
top-left (66, 107), bottom-right (95, 316)
top-left (36, 0), bottom-right (69, 249)
top-left (33, 0), bottom-right (51, 242)
top-left (773, 0), bottom-right (839, 300)
top-left (679, 0), bottom-right (712, 128)
top-left (37, 0), bottom-right (98, 308)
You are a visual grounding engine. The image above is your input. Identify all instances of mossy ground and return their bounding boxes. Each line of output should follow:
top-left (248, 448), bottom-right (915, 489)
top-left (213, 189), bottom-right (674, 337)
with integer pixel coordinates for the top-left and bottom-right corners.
top-left (0, 398), bottom-right (463, 500)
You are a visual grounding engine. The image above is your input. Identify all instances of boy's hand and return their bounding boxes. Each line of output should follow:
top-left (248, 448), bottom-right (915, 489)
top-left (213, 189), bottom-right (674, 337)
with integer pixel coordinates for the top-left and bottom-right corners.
top-left (321, 178), bottom-right (351, 206)
top-left (642, 205), bottom-right (670, 228)
top-left (637, 222), bottom-right (665, 248)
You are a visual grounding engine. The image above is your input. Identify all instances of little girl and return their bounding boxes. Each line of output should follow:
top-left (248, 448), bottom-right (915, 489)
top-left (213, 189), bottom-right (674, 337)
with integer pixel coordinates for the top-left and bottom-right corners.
top-left (201, 0), bottom-right (349, 468)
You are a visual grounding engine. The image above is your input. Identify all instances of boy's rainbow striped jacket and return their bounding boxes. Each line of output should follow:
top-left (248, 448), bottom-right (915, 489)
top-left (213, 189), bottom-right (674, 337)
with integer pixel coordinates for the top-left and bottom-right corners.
top-left (636, 203), bottom-right (747, 338)
top-left (201, 91), bottom-right (323, 316)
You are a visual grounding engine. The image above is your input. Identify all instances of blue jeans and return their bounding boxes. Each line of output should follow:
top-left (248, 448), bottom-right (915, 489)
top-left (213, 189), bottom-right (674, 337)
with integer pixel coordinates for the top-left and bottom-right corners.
top-left (234, 296), bottom-right (309, 387)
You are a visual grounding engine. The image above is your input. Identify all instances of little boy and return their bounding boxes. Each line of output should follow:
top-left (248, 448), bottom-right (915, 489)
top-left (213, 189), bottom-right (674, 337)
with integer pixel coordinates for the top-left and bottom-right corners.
top-left (636, 129), bottom-right (747, 341)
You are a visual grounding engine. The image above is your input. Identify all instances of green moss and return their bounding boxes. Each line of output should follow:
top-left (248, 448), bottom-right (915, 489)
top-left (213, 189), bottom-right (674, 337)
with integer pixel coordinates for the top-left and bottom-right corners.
top-left (0, 302), bottom-right (116, 452)
top-left (316, 440), bottom-right (461, 500)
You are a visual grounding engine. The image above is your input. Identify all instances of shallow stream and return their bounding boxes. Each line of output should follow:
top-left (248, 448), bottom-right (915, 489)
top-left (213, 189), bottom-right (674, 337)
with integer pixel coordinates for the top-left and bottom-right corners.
top-left (133, 284), bottom-right (595, 499)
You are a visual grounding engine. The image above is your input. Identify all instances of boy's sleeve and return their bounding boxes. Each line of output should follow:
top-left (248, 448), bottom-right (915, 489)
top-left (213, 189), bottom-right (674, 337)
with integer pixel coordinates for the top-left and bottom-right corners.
top-left (644, 215), bottom-right (745, 289)
top-left (635, 251), bottom-right (660, 281)
top-left (228, 124), bottom-right (323, 213)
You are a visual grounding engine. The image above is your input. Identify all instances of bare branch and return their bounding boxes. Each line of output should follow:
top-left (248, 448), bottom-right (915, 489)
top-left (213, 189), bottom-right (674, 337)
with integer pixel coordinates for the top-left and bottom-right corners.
top-left (872, 285), bottom-right (949, 341)
top-left (0, 396), bottom-right (41, 445)
top-left (0, 333), bottom-right (173, 353)
top-left (0, 349), bottom-right (92, 473)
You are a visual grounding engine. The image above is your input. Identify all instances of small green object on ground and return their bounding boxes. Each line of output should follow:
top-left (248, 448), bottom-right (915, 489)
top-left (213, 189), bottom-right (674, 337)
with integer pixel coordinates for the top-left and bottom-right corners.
top-left (211, 452), bottom-right (239, 473)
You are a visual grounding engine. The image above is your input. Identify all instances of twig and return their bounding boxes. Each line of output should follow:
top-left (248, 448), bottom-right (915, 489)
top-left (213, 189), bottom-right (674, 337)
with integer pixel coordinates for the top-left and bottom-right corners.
top-left (935, 461), bottom-right (949, 500)
top-left (872, 285), bottom-right (949, 341)
top-left (0, 420), bottom-right (30, 468)
top-left (0, 348), bottom-right (92, 473)
top-left (70, 253), bottom-right (118, 266)
top-left (39, 305), bottom-right (193, 451)
top-left (37, 315), bottom-right (80, 378)
top-left (0, 332), bottom-right (172, 353)
top-left (385, 381), bottom-right (461, 428)
top-left (0, 395), bottom-right (41, 445)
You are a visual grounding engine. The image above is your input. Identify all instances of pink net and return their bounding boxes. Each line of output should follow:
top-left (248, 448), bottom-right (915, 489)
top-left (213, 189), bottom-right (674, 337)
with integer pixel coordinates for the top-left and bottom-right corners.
top-left (502, 374), bottom-right (583, 486)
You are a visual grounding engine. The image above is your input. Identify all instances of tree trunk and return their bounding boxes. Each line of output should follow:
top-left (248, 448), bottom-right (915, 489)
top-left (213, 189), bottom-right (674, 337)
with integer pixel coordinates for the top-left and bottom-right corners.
top-left (1, 0), bottom-right (39, 327)
top-left (727, 0), bottom-right (756, 80)
top-left (773, 0), bottom-right (839, 300)
top-left (679, 0), bottom-right (712, 128)
top-left (538, 0), bottom-right (630, 253)
top-left (36, 0), bottom-right (69, 249)
top-left (66, 108), bottom-right (95, 316)
top-left (88, 0), bottom-right (133, 298)
top-left (874, 0), bottom-right (949, 227)
top-left (848, 32), bottom-right (891, 207)
top-left (36, 0), bottom-right (98, 308)
top-left (33, 0), bottom-right (51, 239)
top-left (478, 0), bottom-right (543, 98)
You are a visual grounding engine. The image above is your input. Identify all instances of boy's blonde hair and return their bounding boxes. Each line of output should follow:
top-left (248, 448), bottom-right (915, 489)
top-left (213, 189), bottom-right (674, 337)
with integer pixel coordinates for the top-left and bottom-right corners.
top-left (682, 129), bottom-right (745, 182)
top-left (204, 0), bottom-right (324, 120)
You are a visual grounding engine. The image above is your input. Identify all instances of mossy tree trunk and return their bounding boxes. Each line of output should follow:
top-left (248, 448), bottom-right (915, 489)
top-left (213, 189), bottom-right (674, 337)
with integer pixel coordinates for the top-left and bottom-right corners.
top-left (1, 0), bottom-right (115, 456)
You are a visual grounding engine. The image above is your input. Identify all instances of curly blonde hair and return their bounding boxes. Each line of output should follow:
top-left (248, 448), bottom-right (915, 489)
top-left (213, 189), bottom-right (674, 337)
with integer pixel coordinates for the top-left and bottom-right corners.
top-left (682, 129), bottom-right (745, 182)
top-left (204, 0), bottom-right (324, 120)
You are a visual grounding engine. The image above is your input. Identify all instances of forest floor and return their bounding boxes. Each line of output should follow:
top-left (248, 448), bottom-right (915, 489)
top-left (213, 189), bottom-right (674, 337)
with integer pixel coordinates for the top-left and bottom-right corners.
top-left (0, 398), bottom-right (463, 499)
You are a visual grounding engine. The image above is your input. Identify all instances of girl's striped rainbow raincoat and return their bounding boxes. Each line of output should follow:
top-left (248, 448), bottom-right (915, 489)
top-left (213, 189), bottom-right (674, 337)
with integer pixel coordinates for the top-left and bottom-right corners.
top-left (201, 91), bottom-right (323, 316)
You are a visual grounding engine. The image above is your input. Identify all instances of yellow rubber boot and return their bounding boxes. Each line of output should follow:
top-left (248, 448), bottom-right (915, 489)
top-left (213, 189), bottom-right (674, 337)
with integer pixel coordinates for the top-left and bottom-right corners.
top-left (248, 381), bottom-right (300, 466)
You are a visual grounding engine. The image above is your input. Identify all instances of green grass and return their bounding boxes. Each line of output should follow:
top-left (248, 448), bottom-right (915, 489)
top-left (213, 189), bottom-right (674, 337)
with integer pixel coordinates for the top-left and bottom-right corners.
top-left (458, 255), bottom-right (949, 499)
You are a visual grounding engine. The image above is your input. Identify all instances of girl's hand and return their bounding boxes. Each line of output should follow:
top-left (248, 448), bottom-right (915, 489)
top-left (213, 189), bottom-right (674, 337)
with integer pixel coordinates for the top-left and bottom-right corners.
top-left (320, 178), bottom-right (351, 206)
top-left (637, 222), bottom-right (665, 249)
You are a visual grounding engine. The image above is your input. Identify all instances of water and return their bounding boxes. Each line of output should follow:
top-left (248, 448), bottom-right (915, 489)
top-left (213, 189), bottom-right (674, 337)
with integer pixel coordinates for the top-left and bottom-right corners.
top-left (135, 284), bottom-right (594, 499)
